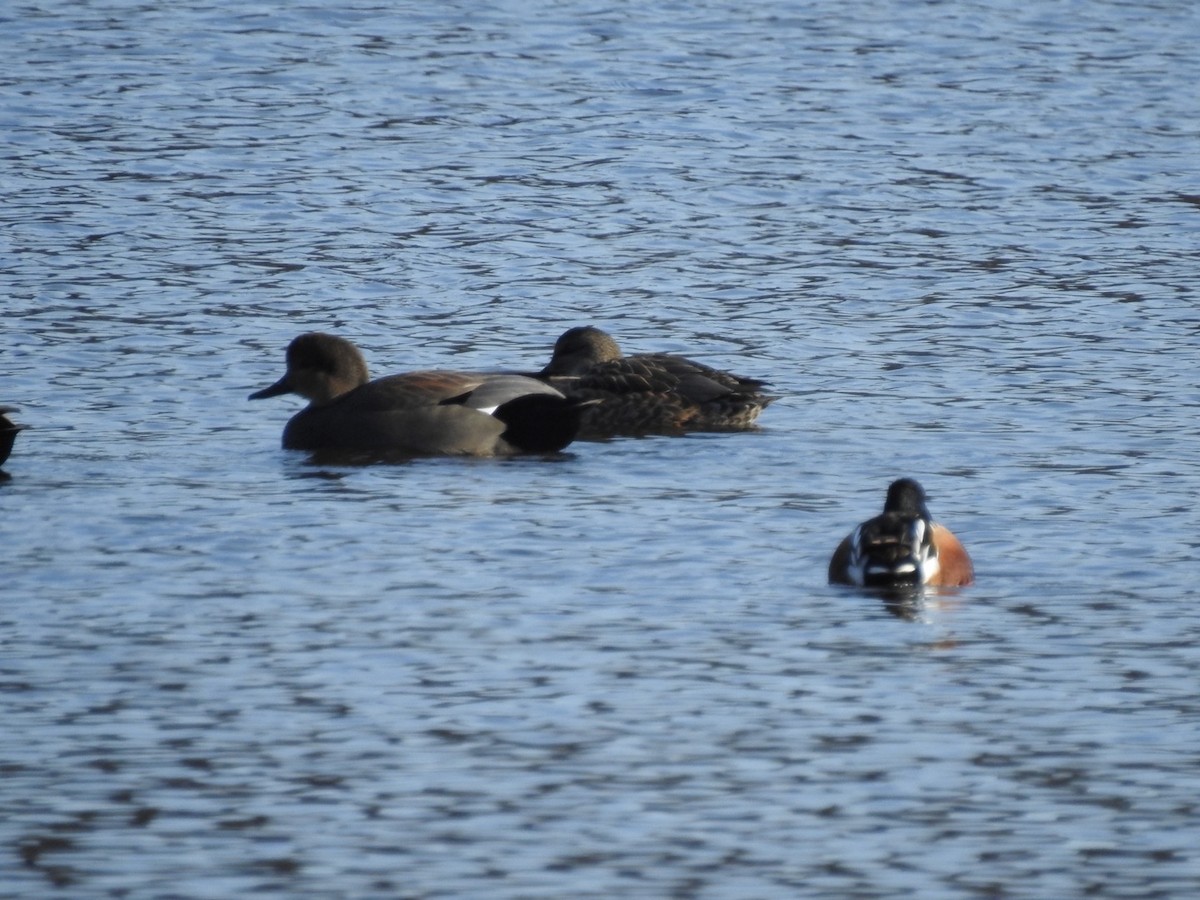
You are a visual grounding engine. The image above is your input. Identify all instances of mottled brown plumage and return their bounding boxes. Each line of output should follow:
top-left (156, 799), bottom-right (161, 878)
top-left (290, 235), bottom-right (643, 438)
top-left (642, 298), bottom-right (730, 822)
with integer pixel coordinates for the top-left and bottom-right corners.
top-left (538, 326), bottom-right (774, 439)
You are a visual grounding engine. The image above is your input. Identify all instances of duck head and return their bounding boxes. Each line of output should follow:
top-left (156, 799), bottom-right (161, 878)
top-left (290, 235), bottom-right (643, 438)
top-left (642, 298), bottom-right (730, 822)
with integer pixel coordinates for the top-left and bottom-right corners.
top-left (540, 326), bottom-right (623, 377)
top-left (249, 332), bottom-right (371, 405)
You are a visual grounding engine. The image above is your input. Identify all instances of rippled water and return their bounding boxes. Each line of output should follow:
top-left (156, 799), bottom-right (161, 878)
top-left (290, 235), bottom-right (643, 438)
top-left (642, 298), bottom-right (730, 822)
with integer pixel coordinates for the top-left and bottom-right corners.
top-left (5, 0), bottom-right (1200, 896)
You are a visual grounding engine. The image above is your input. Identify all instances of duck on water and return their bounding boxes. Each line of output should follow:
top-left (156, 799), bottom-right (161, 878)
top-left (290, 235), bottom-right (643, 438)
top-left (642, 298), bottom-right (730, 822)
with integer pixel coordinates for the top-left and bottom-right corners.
top-left (250, 332), bottom-right (594, 458)
top-left (1, 406), bottom-right (26, 477)
top-left (537, 326), bottom-right (774, 439)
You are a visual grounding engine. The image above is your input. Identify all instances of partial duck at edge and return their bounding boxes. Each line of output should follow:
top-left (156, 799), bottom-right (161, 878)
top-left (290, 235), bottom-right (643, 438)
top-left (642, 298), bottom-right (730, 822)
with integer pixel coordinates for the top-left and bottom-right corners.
top-left (1, 406), bottom-right (26, 469)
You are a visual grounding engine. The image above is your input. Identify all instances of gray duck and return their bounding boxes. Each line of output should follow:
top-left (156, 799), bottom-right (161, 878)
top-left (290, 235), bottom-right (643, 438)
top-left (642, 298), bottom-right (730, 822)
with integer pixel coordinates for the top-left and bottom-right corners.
top-left (251, 333), bottom-right (591, 458)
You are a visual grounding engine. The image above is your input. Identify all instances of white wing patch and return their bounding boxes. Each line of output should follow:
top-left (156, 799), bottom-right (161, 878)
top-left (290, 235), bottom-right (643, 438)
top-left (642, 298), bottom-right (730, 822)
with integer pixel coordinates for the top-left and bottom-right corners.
top-left (846, 516), bottom-right (940, 586)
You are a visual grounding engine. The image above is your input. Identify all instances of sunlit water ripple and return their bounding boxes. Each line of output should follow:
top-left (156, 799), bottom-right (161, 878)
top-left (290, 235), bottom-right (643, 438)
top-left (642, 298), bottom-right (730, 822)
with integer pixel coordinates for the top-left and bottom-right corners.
top-left (4, 0), bottom-right (1199, 896)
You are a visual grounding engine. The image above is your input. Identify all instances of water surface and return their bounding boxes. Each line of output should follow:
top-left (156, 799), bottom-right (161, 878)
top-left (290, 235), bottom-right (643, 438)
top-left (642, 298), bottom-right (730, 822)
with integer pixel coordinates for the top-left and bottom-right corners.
top-left (4, 0), bottom-right (1200, 896)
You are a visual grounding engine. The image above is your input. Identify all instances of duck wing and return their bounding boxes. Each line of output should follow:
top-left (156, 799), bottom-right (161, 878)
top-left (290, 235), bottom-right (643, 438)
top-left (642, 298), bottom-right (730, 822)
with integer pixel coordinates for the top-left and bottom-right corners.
top-left (443, 374), bottom-right (565, 412)
top-left (848, 512), bottom-right (935, 587)
top-left (338, 371), bottom-right (488, 411)
top-left (574, 355), bottom-right (769, 402)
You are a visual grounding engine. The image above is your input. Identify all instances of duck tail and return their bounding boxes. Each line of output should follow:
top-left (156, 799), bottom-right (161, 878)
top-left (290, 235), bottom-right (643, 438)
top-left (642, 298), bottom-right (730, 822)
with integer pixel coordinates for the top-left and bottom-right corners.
top-left (494, 395), bottom-right (599, 453)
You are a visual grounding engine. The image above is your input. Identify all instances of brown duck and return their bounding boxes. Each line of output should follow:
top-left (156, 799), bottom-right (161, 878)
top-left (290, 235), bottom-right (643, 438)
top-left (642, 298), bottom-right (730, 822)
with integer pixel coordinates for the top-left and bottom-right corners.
top-left (538, 326), bottom-right (774, 439)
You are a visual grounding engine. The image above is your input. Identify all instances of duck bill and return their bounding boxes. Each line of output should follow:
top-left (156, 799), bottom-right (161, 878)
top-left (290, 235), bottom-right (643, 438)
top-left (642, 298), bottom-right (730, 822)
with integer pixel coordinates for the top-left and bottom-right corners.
top-left (248, 376), bottom-right (294, 400)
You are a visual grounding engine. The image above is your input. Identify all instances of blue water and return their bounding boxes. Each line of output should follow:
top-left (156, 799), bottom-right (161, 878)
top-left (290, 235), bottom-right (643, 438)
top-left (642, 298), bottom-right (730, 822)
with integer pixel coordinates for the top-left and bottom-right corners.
top-left (4, 0), bottom-right (1200, 896)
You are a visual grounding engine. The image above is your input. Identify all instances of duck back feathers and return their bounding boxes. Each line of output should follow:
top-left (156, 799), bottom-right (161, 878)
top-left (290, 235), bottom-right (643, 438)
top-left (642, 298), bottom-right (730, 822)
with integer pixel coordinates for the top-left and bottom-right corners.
top-left (538, 327), bottom-right (774, 438)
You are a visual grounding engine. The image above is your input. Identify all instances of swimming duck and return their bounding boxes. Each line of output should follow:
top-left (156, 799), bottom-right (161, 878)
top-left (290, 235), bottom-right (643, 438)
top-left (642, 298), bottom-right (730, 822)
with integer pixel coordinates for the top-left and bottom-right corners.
top-left (250, 333), bottom-right (591, 457)
top-left (537, 326), bottom-right (774, 438)
top-left (828, 478), bottom-right (974, 588)
top-left (0, 406), bottom-right (26, 467)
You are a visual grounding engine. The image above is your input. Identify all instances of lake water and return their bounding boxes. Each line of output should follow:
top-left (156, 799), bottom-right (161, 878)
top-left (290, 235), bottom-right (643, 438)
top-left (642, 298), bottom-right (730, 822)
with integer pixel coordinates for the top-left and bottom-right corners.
top-left (4, 0), bottom-right (1200, 896)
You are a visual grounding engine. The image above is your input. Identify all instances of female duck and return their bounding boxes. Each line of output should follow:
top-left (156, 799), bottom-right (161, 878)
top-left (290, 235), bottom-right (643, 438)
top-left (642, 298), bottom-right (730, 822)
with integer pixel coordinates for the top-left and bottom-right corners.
top-left (828, 478), bottom-right (974, 588)
top-left (538, 326), bottom-right (774, 438)
top-left (250, 333), bottom-right (590, 457)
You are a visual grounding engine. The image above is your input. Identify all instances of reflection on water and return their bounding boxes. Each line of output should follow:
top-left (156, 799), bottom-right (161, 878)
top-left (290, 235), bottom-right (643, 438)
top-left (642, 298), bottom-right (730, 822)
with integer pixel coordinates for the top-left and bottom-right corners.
top-left (5, 0), bottom-right (1200, 895)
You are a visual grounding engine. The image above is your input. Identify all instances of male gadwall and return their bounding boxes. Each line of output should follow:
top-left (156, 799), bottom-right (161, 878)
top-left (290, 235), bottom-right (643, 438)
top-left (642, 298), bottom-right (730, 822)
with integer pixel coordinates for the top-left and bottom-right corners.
top-left (537, 326), bottom-right (774, 439)
top-left (0, 406), bottom-right (26, 468)
top-left (828, 478), bottom-right (974, 588)
top-left (250, 333), bottom-right (592, 457)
